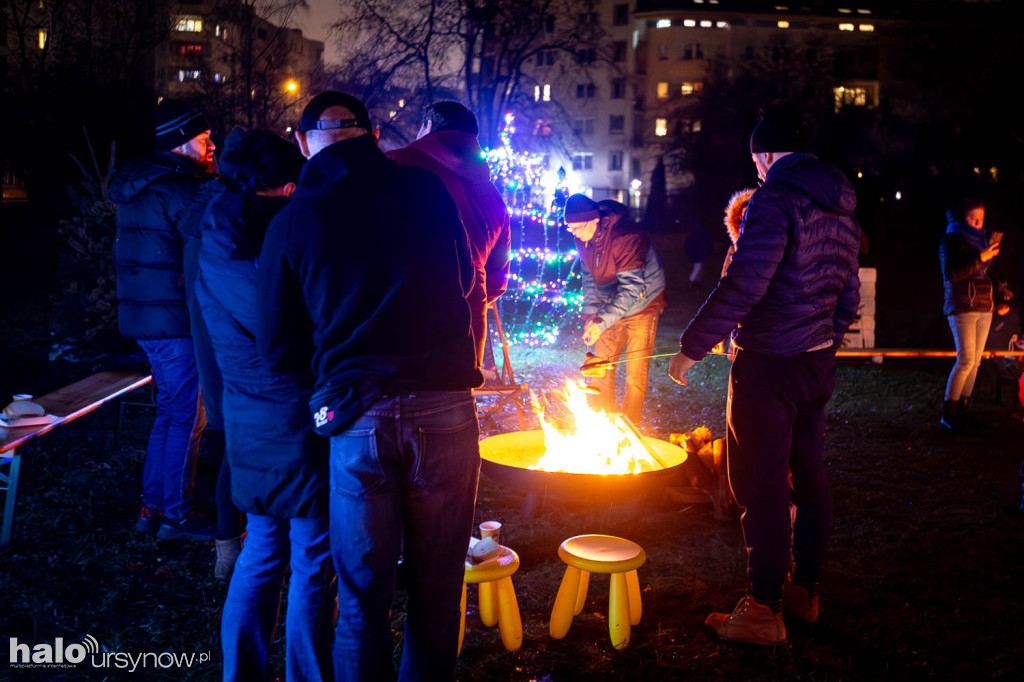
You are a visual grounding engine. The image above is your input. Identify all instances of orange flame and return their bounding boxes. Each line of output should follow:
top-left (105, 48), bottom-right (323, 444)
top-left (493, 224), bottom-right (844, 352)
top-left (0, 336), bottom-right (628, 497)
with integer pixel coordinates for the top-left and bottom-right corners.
top-left (527, 379), bottom-right (662, 475)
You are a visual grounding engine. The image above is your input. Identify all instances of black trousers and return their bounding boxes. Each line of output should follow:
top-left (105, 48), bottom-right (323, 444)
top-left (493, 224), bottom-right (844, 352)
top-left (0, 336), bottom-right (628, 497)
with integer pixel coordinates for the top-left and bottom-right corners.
top-left (726, 347), bottom-right (837, 602)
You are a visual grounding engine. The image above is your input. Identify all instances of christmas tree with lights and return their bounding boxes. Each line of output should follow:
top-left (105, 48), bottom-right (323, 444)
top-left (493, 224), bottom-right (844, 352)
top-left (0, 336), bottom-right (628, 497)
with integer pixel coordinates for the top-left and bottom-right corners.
top-left (484, 114), bottom-right (582, 348)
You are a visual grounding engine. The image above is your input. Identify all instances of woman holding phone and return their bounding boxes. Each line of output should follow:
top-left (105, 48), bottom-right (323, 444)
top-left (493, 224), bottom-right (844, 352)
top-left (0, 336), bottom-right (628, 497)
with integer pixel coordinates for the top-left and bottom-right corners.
top-left (939, 198), bottom-right (1010, 431)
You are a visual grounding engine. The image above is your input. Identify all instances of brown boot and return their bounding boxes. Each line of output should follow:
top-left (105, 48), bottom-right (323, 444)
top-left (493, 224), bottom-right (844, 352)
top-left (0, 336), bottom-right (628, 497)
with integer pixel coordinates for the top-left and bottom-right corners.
top-left (706, 594), bottom-right (786, 645)
top-left (783, 581), bottom-right (820, 623)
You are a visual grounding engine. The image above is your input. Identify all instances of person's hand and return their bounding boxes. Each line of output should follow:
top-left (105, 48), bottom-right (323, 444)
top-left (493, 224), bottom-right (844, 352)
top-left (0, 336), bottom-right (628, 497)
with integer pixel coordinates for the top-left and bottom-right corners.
top-left (582, 321), bottom-right (602, 345)
top-left (996, 304), bottom-right (1011, 316)
top-left (580, 313), bottom-right (597, 324)
top-left (668, 352), bottom-right (697, 386)
top-left (980, 243), bottom-right (1001, 262)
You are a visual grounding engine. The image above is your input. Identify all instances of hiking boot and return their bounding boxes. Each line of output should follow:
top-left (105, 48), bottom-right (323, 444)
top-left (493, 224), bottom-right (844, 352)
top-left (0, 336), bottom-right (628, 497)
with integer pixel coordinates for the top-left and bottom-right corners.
top-left (135, 505), bottom-right (164, 534)
top-left (156, 511), bottom-right (217, 542)
top-left (706, 594), bottom-right (786, 646)
top-left (214, 536), bottom-right (243, 581)
top-left (783, 581), bottom-right (820, 623)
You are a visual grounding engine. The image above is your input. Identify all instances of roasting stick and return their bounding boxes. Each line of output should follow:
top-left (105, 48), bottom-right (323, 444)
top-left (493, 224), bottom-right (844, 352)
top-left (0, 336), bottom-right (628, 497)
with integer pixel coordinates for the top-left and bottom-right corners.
top-left (583, 347), bottom-right (1024, 375)
top-left (617, 413), bottom-right (671, 470)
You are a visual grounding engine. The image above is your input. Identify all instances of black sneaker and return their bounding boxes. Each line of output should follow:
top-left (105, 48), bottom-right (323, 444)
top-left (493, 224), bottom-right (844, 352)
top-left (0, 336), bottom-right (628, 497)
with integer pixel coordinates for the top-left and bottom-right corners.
top-left (135, 505), bottom-right (164, 534)
top-left (156, 511), bottom-right (217, 542)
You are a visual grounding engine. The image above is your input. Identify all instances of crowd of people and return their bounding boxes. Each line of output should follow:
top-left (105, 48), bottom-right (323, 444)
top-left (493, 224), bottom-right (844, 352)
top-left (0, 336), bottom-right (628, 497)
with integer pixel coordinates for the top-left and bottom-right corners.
top-left (109, 90), bottom-right (1020, 677)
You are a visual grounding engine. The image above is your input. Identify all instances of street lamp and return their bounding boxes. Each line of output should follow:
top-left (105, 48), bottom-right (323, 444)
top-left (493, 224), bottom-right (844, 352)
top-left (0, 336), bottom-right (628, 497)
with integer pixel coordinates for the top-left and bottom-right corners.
top-left (284, 79), bottom-right (299, 94)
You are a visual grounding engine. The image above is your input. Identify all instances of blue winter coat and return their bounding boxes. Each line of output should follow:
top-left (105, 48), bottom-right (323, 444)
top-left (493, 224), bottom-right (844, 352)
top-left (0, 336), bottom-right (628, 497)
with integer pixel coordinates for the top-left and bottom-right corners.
top-left (112, 152), bottom-right (210, 339)
top-left (680, 153), bottom-right (861, 359)
top-left (196, 189), bottom-right (328, 519)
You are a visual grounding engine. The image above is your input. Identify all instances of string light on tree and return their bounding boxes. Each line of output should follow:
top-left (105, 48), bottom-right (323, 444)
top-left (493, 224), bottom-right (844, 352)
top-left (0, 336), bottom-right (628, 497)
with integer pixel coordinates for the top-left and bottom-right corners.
top-left (484, 113), bottom-right (583, 348)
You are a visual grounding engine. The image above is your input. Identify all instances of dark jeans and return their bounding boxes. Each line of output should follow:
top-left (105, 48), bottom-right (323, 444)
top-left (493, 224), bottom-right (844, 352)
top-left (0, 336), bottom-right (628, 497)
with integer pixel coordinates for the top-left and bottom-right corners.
top-left (328, 391), bottom-right (480, 682)
top-left (590, 310), bottom-right (659, 424)
top-left (137, 338), bottom-right (205, 520)
top-left (726, 348), bottom-right (837, 602)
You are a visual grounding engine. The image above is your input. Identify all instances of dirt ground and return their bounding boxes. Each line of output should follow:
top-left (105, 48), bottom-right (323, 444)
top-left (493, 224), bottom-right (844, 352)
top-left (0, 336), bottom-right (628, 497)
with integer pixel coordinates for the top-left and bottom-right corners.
top-left (3, 234), bottom-right (1024, 681)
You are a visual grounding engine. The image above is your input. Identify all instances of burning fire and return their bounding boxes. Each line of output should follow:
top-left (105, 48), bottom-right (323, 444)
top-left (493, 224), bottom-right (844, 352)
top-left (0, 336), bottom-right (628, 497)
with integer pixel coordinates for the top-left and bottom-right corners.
top-left (528, 379), bottom-right (663, 475)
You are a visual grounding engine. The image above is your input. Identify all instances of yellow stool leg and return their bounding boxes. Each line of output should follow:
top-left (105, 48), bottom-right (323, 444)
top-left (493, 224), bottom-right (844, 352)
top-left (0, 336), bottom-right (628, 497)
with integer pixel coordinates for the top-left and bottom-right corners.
top-left (496, 576), bottom-right (523, 651)
top-left (574, 570), bottom-right (591, 616)
top-left (479, 580), bottom-right (499, 627)
top-left (609, 572), bottom-right (631, 650)
top-left (626, 569), bottom-right (642, 625)
top-left (458, 582), bottom-right (467, 655)
top-left (550, 565), bottom-right (582, 639)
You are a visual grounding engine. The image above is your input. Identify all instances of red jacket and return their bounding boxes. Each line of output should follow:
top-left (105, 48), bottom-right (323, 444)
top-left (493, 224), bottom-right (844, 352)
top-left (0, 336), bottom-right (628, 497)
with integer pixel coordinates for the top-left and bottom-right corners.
top-left (388, 131), bottom-right (511, 363)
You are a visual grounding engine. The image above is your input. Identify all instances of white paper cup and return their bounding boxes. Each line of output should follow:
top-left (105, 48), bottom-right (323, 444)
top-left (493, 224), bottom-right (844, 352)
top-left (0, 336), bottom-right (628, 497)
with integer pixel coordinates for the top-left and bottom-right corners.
top-left (479, 520), bottom-right (501, 543)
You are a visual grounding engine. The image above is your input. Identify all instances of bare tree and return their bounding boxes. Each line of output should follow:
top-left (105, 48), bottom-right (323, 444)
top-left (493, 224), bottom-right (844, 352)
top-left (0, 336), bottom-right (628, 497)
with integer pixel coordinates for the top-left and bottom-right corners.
top-left (331, 0), bottom-right (609, 148)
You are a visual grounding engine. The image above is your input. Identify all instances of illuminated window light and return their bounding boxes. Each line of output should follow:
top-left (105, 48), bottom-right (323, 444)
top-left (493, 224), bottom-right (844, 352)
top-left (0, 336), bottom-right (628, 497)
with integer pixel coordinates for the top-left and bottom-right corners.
top-left (859, 24), bottom-right (874, 31)
top-left (700, 20), bottom-right (712, 28)
top-left (656, 19), bottom-right (671, 28)
top-left (534, 85), bottom-right (540, 101)
top-left (655, 118), bottom-right (668, 136)
top-left (398, 99), bottom-right (405, 108)
top-left (775, 5), bottom-right (789, 10)
top-left (681, 82), bottom-right (694, 95)
top-left (38, 29), bottom-right (47, 49)
top-left (716, 21), bottom-right (729, 28)
top-left (778, 20), bottom-right (790, 28)
top-left (657, 82), bottom-right (669, 99)
top-left (543, 84), bottom-right (551, 101)
top-left (684, 19), bottom-right (696, 27)
top-left (839, 23), bottom-right (854, 31)
top-left (175, 16), bottom-right (203, 32)
top-left (838, 8), bottom-right (852, 13)
top-left (857, 8), bottom-right (872, 14)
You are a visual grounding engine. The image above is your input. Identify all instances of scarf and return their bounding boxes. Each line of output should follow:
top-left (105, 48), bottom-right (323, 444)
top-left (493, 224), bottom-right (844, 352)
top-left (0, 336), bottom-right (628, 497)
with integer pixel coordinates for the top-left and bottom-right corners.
top-left (946, 220), bottom-right (991, 254)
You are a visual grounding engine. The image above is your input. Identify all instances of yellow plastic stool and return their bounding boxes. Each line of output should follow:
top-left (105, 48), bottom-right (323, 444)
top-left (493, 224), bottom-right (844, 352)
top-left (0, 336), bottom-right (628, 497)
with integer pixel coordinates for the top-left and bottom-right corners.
top-left (459, 546), bottom-right (522, 654)
top-left (549, 534), bottom-right (646, 650)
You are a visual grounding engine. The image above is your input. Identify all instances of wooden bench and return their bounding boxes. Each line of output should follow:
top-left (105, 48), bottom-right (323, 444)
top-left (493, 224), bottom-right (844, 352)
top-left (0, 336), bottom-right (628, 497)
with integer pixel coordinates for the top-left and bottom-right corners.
top-left (0, 371), bottom-right (153, 549)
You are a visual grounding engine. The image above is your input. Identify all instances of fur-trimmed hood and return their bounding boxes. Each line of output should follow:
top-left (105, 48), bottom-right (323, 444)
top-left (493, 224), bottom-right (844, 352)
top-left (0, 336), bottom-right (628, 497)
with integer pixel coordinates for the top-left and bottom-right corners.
top-left (724, 188), bottom-right (756, 245)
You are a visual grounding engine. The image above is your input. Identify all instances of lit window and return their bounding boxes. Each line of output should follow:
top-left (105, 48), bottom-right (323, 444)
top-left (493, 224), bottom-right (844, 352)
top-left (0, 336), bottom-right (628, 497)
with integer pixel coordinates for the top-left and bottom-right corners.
top-left (859, 24), bottom-right (874, 31)
top-left (657, 82), bottom-right (669, 99)
top-left (389, 110), bottom-right (397, 119)
top-left (838, 8), bottom-right (851, 13)
top-left (692, 120), bottom-right (702, 132)
top-left (683, 19), bottom-right (696, 27)
top-left (775, 5), bottom-right (789, 9)
top-left (839, 23), bottom-right (854, 31)
top-left (656, 19), bottom-right (671, 28)
top-left (543, 84), bottom-right (551, 101)
top-left (716, 21), bottom-right (729, 28)
top-left (38, 29), bottom-right (47, 49)
top-left (833, 85), bottom-right (874, 112)
top-left (215, 24), bottom-right (220, 37)
top-left (655, 118), bottom-right (668, 136)
top-left (176, 69), bottom-right (202, 82)
top-left (681, 82), bottom-right (702, 95)
top-left (175, 16), bottom-right (203, 33)
top-left (398, 99), bottom-right (405, 108)
top-left (778, 20), bottom-right (790, 29)
top-left (857, 8), bottom-right (872, 14)
top-left (214, 73), bottom-right (222, 83)
top-left (700, 21), bottom-right (712, 28)
top-left (534, 85), bottom-right (541, 102)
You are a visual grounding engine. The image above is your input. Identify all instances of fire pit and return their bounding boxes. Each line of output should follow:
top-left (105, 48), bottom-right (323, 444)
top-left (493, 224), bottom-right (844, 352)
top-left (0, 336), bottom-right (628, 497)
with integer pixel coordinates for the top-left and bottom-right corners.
top-left (478, 380), bottom-right (688, 515)
top-left (480, 429), bottom-right (687, 504)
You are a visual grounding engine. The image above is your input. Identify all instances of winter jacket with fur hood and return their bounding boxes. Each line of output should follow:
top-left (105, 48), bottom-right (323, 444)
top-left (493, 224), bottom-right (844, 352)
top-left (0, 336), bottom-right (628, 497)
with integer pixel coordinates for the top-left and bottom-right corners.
top-left (680, 152), bottom-right (861, 359)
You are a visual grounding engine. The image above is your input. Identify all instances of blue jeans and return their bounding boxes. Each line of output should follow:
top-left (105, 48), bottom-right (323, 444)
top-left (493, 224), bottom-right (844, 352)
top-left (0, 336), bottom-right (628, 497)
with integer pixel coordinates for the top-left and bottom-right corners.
top-left (945, 312), bottom-right (993, 400)
top-left (137, 338), bottom-right (205, 520)
top-left (591, 310), bottom-right (660, 424)
top-left (222, 514), bottom-right (335, 682)
top-left (328, 392), bottom-right (480, 682)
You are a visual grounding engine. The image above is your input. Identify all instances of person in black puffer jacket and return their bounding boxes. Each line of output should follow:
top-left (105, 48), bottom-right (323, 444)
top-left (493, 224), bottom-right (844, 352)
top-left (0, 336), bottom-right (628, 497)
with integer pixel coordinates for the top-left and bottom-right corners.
top-left (196, 128), bottom-right (334, 682)
top-left (112, 99), bottom-right (217, 541)
top-left (938, 199), bottom-right (1009, 430)
top-left (669, 106), bottom-right (861, 646)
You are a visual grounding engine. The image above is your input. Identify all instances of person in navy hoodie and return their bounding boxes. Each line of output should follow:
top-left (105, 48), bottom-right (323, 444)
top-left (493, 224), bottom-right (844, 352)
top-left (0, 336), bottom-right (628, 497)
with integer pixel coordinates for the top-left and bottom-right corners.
top-left (195, 128), bottom-right (334, 681)
top-left (257, 91), bottom-right (482, 682)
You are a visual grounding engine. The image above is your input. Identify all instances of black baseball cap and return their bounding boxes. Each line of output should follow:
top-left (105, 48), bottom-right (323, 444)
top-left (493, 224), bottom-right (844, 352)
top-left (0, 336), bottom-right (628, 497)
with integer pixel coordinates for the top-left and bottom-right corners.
top-left (298, 92), bottom-right (372, 133)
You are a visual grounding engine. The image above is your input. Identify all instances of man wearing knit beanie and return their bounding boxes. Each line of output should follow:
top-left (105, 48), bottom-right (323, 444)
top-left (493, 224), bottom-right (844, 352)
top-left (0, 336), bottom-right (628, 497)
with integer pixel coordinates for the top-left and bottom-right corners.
top-left (566, 193), bottom-right (666, 424)
top-left (111, 97), bottom-right (218, 543)
top-left (669, 105), bottom-right (861, 645)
